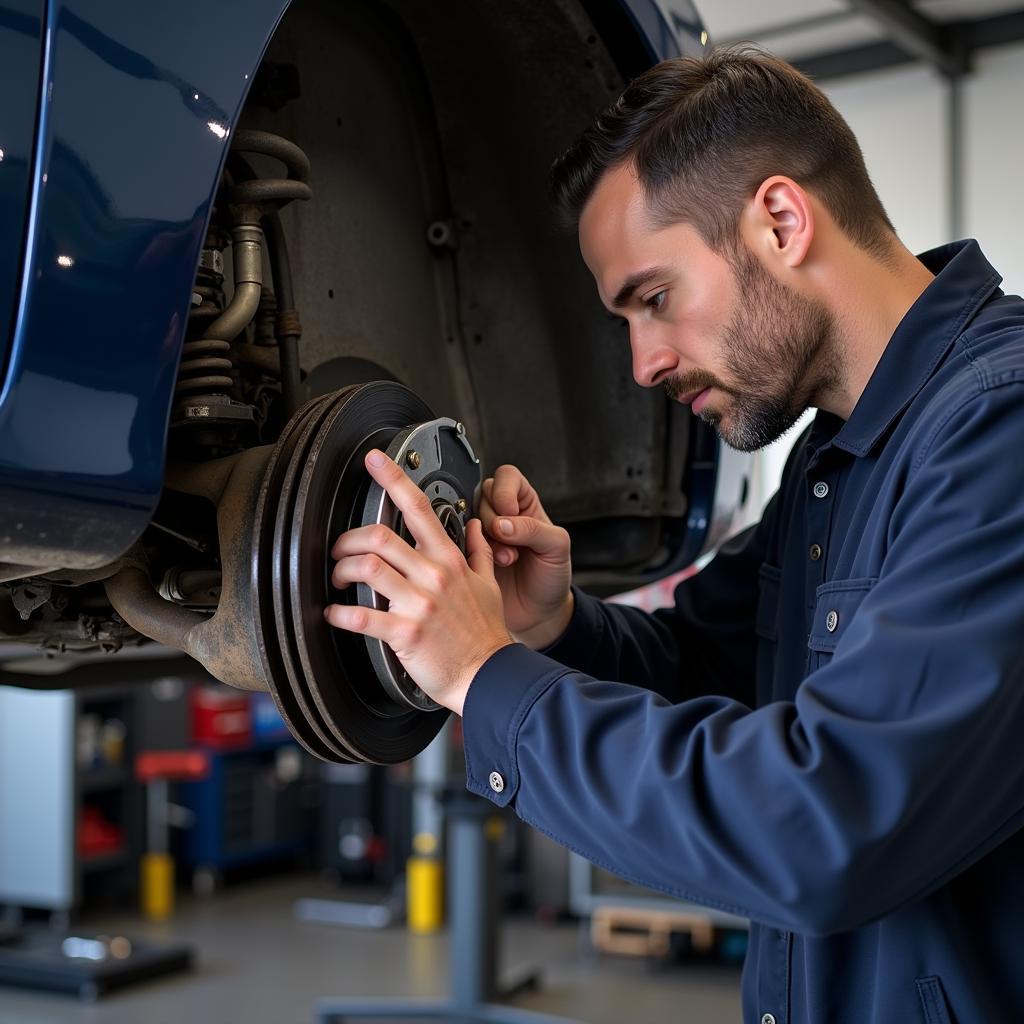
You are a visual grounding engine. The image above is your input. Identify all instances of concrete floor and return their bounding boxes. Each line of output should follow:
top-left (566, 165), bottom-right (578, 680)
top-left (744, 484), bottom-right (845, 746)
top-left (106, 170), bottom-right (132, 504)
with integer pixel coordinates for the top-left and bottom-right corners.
top-left (0, 874), bottom-right (742, 1024)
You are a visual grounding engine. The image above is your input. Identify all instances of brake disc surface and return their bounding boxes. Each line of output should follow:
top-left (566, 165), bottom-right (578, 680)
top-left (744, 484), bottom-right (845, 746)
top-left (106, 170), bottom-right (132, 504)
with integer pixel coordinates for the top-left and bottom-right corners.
top-left (253, 393), bottom-right (350, 762)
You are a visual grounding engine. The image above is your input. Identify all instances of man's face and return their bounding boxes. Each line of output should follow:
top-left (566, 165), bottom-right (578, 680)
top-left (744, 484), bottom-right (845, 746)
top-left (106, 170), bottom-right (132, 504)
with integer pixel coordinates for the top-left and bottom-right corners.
top-left (579, 163), bottom-right (837, 451)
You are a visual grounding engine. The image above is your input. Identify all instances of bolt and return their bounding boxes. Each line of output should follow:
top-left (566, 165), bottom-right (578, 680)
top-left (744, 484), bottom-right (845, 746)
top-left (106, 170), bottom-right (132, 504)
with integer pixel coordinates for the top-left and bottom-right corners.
top-left (426, 220), bottom-right (453, 247)
top-left (406, 450), bottom-right (422, 470)
top-left (456, 498), bottom-right (468, 514)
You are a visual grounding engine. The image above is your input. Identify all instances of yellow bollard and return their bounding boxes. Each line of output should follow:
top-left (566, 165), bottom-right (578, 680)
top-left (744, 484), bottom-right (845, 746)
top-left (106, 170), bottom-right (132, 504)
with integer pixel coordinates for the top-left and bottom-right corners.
top-left (141, 851), bottom-right (175, 921)
top-left (407, 832), bottom-right (444, 933)
top-left (136, 750), bottom-right (209, 921)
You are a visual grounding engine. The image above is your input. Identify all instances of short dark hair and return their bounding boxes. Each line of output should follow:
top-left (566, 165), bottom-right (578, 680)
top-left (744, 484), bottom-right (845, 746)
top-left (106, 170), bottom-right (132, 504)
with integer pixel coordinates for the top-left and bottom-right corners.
top-left (551, 46), bottom-right (896, 260)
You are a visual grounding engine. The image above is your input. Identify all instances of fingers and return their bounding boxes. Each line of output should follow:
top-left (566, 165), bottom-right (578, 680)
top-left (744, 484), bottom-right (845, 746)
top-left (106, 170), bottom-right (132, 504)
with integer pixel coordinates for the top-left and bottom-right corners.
top-left (324, 601), bottom-right (415, 651)
top-left (494, 545), bottom-right (520, 567)
top-left (476, 490), bottom-right (519, 567)
top-left (484, 514), bottom-right (569, 560)
top-left (331, 552), bottom-right (408, 603)
top-left (477, 480), bottom-right (502, 538)
top-left (363, 450), bottom-right (449, 553)
top-left (332, 523), bottom-right (424, 581)
top-left (466, 519), bottom-right (496, 581)
top-left (479, 468), bottom-right (551, 561)
top-left (489, 465), bottom-right (549, 523)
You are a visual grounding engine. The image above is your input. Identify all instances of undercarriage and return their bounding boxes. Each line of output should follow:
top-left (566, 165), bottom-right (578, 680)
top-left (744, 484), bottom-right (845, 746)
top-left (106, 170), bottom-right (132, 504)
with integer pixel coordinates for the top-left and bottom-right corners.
top-left (0, 0), bottom-right (712, 763)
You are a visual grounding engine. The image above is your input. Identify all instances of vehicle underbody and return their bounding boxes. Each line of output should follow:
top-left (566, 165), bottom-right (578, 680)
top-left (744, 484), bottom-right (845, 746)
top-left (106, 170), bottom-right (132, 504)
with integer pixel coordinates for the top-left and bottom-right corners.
top-left (0, 0), bottom-right (721, 762)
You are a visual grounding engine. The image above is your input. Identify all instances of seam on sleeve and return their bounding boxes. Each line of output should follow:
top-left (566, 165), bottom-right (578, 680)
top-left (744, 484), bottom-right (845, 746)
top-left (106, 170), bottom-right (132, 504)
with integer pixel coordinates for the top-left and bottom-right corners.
top-left (518, 768), bottom-right (1024, 934)
top-left (949, 271), bottom-right (1003, 360)
top-left (463, 716), bottom-right (475, 785)
top-left (587, 591), bottom-right (611, 674)
top-left (958, 320), bottom-right (1024, 364)
top-left (517, 808), bottom-right (756, 923)
top-left (911, 375), bottom-right (1024, 475)
top-left (505, 669), bottom-right (571, 759)
top-left (879, 801), bottom-right (1024, 932)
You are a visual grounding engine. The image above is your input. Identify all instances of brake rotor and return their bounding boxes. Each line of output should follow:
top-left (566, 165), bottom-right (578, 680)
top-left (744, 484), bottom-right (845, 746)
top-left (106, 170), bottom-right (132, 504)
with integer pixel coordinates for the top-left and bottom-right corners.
top-left (252, 381), bottom-right (479, 764)
top-left (252, 393), bottom-right (353, 762)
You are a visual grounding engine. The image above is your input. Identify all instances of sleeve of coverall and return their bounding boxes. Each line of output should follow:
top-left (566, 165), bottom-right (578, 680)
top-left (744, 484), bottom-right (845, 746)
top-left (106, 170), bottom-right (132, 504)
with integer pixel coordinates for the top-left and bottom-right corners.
top-left (537, 488), bottom-right (782, 707)
top-left (462, 383), bottom-right (1024, 937)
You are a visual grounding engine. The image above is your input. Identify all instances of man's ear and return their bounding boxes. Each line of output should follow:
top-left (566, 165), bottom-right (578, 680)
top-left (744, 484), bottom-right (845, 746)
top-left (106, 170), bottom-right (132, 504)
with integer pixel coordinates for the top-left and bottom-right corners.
top-left (741, 176), bottom-right (814, 269)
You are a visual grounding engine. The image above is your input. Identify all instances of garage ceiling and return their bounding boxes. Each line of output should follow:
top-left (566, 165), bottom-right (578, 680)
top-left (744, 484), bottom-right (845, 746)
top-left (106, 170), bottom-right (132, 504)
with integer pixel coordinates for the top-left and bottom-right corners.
top-left (700, 0), bottom-right (1024, 78)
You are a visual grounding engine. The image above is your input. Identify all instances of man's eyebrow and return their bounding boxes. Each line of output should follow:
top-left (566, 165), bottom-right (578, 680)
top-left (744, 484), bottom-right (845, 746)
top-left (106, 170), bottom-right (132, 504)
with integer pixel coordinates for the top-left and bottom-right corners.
top-left (611, 267), bottom-right (665, 309)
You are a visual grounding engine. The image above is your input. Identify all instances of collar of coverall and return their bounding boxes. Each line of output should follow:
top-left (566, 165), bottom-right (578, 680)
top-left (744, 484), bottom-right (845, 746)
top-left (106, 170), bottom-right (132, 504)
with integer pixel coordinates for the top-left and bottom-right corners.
top-left (806, 238), bottom-right (1003, 462)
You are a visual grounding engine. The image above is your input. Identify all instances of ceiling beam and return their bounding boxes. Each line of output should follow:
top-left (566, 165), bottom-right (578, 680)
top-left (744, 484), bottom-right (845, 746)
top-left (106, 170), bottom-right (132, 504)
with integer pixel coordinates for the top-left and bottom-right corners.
top-left (845, 0), bottom-right (967, 76)
top-left (968, 8), bottom-right (1024, 49)
top-left (792, 7), bottom-right (1024, 83)
top-left (795, 40), bottom-right (910, 81)
top-left (716, 10), bottom-right (854, 47)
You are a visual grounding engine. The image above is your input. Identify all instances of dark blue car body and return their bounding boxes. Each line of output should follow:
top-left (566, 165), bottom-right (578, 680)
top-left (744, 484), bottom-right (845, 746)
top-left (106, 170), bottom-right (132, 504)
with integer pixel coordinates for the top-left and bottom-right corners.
top-left (1, 0), bottom-right (739, 601)
top-left (0, 0), bottom-right (292, 568)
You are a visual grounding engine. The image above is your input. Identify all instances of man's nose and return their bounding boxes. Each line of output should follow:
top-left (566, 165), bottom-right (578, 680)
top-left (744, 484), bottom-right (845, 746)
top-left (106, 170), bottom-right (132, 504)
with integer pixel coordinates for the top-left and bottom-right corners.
top-left (630, 327), bottom-right (679, 388)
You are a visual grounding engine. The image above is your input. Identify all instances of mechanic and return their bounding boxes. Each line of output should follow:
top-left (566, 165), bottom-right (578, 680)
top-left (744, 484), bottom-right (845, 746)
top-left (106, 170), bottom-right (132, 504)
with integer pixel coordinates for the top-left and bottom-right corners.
top-left (325, 47), bottom-right (1024, 1024)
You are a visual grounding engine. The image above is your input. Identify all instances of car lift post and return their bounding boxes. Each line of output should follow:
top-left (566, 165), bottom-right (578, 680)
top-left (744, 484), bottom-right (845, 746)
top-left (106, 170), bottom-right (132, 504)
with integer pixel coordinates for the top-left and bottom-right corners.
top-left (295, 722), bottom-right (449, 931)
top-left (314, 793), bottom-right (584, 1024)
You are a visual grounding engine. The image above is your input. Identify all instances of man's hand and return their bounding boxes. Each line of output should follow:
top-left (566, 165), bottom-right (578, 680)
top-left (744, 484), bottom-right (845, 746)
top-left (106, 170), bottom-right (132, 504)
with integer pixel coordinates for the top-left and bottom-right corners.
top-left (324, 450), bottom-right (513, 716)
top-left (477, 465), bottom-right (574, 650)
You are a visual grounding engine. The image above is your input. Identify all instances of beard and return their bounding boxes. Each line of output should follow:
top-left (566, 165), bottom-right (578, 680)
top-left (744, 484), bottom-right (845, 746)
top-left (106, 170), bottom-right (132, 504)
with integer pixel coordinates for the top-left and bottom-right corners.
top-left (664, 246), bottom-right (840, 452)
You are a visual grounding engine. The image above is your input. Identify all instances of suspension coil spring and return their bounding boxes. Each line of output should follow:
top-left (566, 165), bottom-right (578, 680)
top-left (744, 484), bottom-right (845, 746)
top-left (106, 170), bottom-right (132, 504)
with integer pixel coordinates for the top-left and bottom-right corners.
top-left (172, 130), bottom-right (312, 427)
top-left (175, 338), bottom-right (235, 400)
top-left (176, 218), bottom-right (265, 409)
top-left (177, 235), bottom-right (233, 402)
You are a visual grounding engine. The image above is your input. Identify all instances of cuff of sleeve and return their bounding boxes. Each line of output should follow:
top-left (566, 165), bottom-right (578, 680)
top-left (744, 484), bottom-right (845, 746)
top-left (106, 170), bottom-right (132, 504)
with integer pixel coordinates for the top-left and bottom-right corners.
top-left (461, 643), bottom-right (570, 807)
top-left (540, 585), bottom-right (605, 669)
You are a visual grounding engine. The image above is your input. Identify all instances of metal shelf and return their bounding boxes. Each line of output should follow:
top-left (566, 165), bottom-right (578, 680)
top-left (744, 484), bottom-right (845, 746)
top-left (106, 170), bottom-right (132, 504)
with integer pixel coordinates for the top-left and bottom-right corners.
top-left (79, 765), bottom-right (127, 793)
top-left (79, 850), bottom-right (128, 873)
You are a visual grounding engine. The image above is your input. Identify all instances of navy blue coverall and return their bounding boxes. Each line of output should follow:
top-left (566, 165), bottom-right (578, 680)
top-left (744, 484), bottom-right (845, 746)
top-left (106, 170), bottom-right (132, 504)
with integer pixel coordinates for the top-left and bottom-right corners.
top-left (462, 240), bottom-right (1024, 1024)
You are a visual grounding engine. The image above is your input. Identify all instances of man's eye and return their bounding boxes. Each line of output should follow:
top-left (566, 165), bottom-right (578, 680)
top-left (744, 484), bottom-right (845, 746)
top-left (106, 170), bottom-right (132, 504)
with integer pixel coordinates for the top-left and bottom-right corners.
top-left (646, 290), bottom-right (667, 310)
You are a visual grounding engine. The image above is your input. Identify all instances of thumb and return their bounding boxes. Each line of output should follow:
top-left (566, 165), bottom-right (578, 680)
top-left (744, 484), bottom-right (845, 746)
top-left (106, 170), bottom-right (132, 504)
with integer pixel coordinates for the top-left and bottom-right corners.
top-left (466, 519), bottom-right (496, 582)
top-left (491, 515), bottom-right (569, 558)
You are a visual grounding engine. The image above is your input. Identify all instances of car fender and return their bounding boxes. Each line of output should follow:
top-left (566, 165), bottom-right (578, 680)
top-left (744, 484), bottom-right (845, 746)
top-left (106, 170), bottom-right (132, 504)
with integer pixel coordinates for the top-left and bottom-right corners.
top-left (0, 0), bottom-right (289, 568)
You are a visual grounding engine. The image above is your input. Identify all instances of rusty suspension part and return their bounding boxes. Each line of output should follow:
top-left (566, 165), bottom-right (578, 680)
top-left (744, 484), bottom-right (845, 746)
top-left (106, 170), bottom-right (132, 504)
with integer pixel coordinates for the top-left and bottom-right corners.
top-left (105, 445), bottom-right (273, 691)
top-left (103, 384), bottom-right (477, 765)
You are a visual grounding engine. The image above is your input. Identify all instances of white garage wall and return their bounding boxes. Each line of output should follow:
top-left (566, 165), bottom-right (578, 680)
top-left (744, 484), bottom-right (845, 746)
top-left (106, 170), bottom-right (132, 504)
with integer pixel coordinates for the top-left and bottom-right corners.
top-left (820, 43), bottom-right (1024, 294)
top-left (963, 42), bottom-right (1024, 299)
top-left (822, 64), bottom-right (949, 258)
